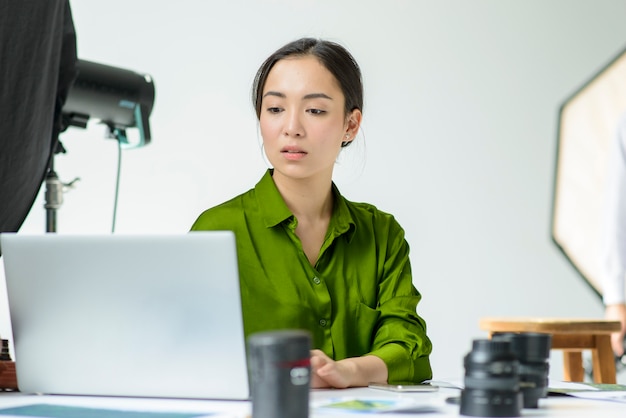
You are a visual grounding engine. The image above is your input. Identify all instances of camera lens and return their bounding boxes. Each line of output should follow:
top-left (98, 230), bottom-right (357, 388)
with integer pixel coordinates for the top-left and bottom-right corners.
top-left (247, 330), bottom-right (311, 418)
top-left (492, 332), bottom-right (551, 408)
top-left (460, 339), bottom-right (522, 417)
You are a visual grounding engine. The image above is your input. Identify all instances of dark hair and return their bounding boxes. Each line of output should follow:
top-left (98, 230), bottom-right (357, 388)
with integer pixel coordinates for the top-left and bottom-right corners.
top-left (252, 38), bottom-right (363, 120)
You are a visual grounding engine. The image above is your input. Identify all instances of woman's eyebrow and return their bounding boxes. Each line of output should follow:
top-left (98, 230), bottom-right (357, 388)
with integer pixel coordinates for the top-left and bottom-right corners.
top-left (262, 91), bottom-right (333, 100)
top-left (303, 93), bottom-right (333, 100)
top-left (263, 91), bottom-right (285, 98)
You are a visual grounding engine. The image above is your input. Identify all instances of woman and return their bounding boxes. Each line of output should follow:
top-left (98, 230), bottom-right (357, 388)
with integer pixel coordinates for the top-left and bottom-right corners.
top-left (191, 37), bottom-right (432, 388)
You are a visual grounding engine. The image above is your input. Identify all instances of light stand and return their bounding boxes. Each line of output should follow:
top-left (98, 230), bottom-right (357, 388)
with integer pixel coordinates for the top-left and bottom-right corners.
top-left (44, 160), bottom-right (62, 233)
top-left (47, 59), bottom-right (155, 232)
top-left (43, 153), bottom-right (79, 233)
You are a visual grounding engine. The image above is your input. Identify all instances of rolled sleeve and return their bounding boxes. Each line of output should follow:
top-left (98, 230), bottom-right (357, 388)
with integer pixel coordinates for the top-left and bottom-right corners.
top-left (368, 221), bottom-right (432, 382)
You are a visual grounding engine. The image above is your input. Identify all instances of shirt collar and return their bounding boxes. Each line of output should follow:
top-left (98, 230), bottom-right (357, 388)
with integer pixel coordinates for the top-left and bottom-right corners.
top-left (255, 169), bottom-right (356, 242)
top-left (330, 182), bottom-right (357, 243)
top-left (255, 169), bottom-right (293, 228)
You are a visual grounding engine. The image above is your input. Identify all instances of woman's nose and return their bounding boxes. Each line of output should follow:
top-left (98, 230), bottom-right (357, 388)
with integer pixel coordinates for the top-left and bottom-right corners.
top-left (283, 110), bottom-right (304, 137)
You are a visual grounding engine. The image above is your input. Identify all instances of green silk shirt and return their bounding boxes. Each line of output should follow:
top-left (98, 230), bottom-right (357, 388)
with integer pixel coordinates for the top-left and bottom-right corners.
top-left (190, 170), bottom-right (432, 382)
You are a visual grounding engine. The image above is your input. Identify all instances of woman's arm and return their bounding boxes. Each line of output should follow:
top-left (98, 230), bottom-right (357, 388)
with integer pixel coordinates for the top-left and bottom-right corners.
top-left (310, 349), bottom-right (387, 388)
top-left (366, 216), bottom-right (433, 383)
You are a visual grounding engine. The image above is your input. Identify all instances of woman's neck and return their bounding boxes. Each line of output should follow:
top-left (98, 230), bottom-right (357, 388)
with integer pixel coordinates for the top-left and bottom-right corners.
top-left (272, 171), bottom-right (334, 223)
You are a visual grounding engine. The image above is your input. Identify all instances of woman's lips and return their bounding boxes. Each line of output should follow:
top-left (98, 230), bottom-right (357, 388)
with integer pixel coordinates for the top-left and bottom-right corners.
top-left (281, 147), bottom-right (307, 160)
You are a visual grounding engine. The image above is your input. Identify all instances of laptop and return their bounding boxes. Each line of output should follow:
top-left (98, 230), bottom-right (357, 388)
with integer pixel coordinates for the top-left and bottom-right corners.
top-left (0, 231), bottom-right (249, 400)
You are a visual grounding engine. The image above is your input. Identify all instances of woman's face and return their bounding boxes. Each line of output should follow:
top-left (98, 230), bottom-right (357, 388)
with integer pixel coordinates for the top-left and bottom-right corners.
top-left (259, 55), bottom-right (360, 183)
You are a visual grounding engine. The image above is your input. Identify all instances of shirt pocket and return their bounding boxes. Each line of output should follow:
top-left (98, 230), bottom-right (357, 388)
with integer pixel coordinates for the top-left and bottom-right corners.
top-left (349, 302), bottom-right (381, 357)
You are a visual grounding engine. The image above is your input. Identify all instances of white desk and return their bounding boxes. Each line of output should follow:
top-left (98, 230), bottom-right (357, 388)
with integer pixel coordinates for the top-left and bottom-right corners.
top-left (0, 387), bottom-right (624, 418)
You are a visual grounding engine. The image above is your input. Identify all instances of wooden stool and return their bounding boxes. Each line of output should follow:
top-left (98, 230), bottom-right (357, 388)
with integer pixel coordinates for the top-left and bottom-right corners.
top-left (479, 317), bottom-right (621, 384)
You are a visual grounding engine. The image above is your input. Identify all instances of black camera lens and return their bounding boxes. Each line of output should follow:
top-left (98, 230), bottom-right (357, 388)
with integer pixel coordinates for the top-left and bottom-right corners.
top-left (460, 339), bottom-right (522, 417)
top-left (492, 332), bottom-right (552, 408)
top-left (247, 330), bottom-right (311, 418)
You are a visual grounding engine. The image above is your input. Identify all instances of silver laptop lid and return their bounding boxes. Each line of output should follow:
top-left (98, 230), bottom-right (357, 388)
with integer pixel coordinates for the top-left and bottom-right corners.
top-left (0, 231), bottom-right (249, 400)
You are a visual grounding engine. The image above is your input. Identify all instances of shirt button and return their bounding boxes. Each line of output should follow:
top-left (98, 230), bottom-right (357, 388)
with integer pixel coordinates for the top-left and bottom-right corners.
top-left (313, 277), bottom-right (321, 285)
top-left (319, 319), bottom-right (327, 327)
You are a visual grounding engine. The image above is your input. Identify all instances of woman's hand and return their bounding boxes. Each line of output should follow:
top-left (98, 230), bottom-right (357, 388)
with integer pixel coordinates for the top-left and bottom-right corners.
top-left (309, 349), bottom-right (388, 389)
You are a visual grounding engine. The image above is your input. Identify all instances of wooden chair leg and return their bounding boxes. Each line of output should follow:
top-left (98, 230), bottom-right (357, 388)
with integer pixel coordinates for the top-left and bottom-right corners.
top-left (591, 335), bottom-right (617, 384)
top-left (563, 351), bottom-right (584, 382)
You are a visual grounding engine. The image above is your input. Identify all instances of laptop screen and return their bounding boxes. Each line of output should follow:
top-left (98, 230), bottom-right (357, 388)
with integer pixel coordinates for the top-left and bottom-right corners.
top-left (0, 231), bottom-right (249, 400)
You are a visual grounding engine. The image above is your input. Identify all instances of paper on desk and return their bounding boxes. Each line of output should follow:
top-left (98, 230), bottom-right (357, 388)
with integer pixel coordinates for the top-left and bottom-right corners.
top-left (548, 380), bottom-right (626, 404)
top-left (0, 404), bottom-right (226, 418)
top-left (313, 397), bottom-right (441, 414)
top-left (566, 390), bottom-right (626, 403)
top-left (548, 380), bottom-right (600, 391)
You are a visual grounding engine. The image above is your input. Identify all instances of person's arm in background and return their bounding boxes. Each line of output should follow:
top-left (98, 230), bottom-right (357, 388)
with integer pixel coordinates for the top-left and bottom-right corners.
top-left (602, 114), bottom-right (626, 356)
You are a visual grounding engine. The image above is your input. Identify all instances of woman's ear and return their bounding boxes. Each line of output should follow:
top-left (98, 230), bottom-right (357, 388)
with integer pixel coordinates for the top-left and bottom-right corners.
top-left (345, 109), bottom-right (362, 140)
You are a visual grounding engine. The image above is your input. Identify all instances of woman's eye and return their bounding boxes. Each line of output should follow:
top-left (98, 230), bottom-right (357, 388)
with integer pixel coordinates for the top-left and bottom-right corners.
top-left (266, 107), bottom-right (282, 114)
top-left (308, 109), bottom-right (326, 115)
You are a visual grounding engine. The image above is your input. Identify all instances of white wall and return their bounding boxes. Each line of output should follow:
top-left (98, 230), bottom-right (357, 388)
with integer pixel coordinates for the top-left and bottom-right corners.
top-left (2, 0), bottom-right (626, 382)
